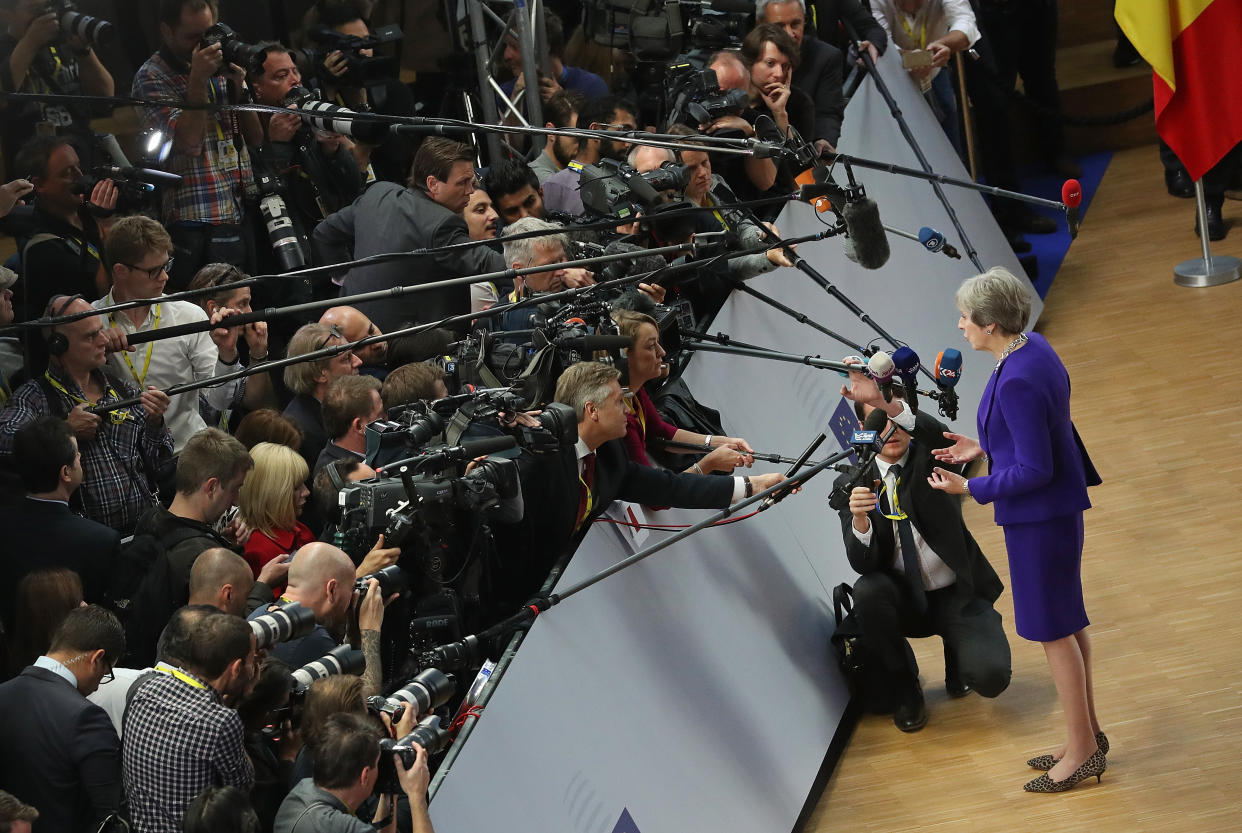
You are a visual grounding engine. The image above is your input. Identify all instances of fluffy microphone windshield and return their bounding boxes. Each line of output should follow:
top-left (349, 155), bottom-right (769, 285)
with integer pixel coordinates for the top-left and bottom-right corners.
top-left (841, 198), bottom-right (890, 270)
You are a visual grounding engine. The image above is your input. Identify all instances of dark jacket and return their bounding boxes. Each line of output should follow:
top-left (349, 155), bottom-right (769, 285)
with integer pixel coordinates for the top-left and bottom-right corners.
top-left (835, 410), bottom-right (1004, 609)
top-left (793, 36), bottom-right (847, 146)
top-left (313, 182), bottom-right (506, 333)
top-left (811, 0), bottom-right (889, 64)
top-left (0, 665), bottom-right (122, 832)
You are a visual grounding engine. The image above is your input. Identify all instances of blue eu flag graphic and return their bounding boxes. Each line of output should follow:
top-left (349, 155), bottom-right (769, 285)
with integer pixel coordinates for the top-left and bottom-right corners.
top-left (829, 397), bottom-right (861, 464)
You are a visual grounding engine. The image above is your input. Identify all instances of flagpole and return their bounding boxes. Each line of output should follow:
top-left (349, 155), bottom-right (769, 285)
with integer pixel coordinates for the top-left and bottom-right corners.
top-left (1174, 179), bottom-right (1241, 287)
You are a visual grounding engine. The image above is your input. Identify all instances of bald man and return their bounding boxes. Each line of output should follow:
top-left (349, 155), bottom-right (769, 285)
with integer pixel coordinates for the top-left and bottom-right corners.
top-left (246, 543), bottom-right (393, 696)
top-left (319, 306), bottom-right (387, 376)
top-left (188, 549), bottom-right (256, 617)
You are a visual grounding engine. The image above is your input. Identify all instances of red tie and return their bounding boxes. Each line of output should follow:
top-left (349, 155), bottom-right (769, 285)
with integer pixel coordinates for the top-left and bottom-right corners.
top-left (576, 452), bottom-right (596, 530)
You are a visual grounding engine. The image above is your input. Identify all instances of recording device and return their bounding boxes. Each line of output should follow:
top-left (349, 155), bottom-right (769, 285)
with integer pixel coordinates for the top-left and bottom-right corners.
top-left (375, 716), bottom-right (452, 794)
top-left (200, 22), bottom-right (266, 73)
top-left (249, 601), bottom-right (316, 650)
top-left (867, 350), bottom-right (896, 403)
top-left (583, 0), bottom-right (751, 62)
top-left (578, 158), bottom-right (691, 219)
top-left (302, 23), bottom-right (403, 86)
top-left (891, 345), bottom-right (921, 416)
top-left (366, 668), bottom-right (455, 725)
top-left (41, 0), bottom-right (113, 47)
top-left (796, 163), bottom-right (890, 269)
top-left (355, 564), bottom-right (406, 600)
top-left (290, 644), bottom-right (366, 694)
top-left (1062, 179), bottom-right (1082, 239)
top-left (73, 133), bottom-right (183, 213)
top-left (283, 85), bottom-right (391, 144)
top-left (255, 165), bottom-right (308, 272)
top-left (933, 348), bottom-right (961, 421)
top-left (663, 63), bottom-right (748, 132)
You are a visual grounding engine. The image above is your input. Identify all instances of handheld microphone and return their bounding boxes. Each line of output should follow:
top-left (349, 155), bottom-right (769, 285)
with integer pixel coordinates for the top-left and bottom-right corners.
top-left (917, 226), bottom-right (946, 253)
top-left (1062, 179), bottom-right (1082, 239)
top-left (841, 196), bottom-right (890, 269)
top-left (867, 351), bottom-right (896, 403)
top-left (891, 345), bottom-right (921, 416)
top-left (934, 348), bottom-right (962, 388)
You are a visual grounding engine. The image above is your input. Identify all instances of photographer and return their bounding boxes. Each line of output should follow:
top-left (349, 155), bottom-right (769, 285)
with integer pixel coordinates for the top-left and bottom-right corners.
top-left (132, 0), bottom-right (263, 289)
top-left (528, 90), bottom-right (581, 184)
top-left (275, 712), bottom-right (434, 833)
top-left (703, 50), bottom-right (778, 196)
top-left (498, 9), bottom-right (607, 104)
top-left (0, 0), bottom-right (116, 174)
top-left (12, 135), bottom-right (116, 320)
top-left (248, 42), bottom-right (365, 240)
top-left (308, 0), bottom-right (417, 184)
top-left (540, 95), bottom-right (638, 217)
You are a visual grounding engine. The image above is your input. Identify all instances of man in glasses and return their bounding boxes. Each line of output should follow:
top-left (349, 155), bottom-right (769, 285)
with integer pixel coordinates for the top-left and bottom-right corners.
top-left (93, 216), bottom-right (247, 466)
top-left (0, 605), bottom-right (126, 832)
top-left (833, 360), bottom-right (1011, 733)
top-left (539, 95), bottom-right (639, 217)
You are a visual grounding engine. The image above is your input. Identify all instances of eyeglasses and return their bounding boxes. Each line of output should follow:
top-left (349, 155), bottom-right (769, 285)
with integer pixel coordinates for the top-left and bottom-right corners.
top-left (316, 324), bottom-right (344, 351)
top-left (121, 258), bottom-right (174, 281)
top-left (62, 652), bottom-right (115, 683)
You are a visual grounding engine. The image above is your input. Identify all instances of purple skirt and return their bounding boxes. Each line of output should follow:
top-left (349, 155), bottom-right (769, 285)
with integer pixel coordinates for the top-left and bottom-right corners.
top-left (1003, 513), bottom-right (1089, 642)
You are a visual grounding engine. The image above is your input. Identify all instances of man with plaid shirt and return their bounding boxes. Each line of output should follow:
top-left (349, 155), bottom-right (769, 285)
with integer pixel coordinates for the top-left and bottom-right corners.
top-left (0, 295), bottom-right (173, 535)
top-left (122, 605), bottom-right (258, 833)
top-left (131, 0), bottom-right (263, 290)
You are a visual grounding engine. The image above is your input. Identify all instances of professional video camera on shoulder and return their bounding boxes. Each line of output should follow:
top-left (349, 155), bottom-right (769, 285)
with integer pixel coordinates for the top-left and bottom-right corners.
top-left (303, 23), bottom-right (403, 87)
top-left (40, 0), bottom-right (113, 48)
top-left (664, 63), bottom-right (748, 133)
top-left (579, 157), bottom-right (691, 220)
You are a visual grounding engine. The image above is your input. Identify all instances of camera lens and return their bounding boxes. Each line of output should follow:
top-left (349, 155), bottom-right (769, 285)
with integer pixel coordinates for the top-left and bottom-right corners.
top-left (249, 601), bottom-right (315, 649)
top-left (388, 668), bottom-right (454, 716)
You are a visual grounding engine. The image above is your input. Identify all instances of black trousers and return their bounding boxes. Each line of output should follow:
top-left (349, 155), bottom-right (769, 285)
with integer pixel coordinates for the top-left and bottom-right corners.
top-left (1159, 140), bottom-right (1242, 203)
top-left (852, 571), bottom-right (1012, 699)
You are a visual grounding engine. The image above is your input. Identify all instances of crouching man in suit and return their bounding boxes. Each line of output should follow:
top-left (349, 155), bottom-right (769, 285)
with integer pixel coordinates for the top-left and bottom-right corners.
top-left (834, 361), bottom-right (1011, 732)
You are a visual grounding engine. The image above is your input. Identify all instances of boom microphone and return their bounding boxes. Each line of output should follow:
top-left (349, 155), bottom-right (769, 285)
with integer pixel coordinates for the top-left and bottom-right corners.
top-left (841, 197), bottom-right (890, 269)
top-left (552, 333), bottom-right (634, 351)
top-left (891, 345), bottom-right (921, 415)
top-left (918, 226), bottom-right (946, 253)
top-left (1062, 179), bottom-right (1082, 239)
top-left (391, 123), bottom-right (477, 138)
top-left (866, 350), bottom-right (895, 403)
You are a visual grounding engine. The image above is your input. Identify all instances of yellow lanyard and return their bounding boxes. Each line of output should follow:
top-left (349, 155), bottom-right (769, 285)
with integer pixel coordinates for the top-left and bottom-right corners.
top-left (206, 80), bottom-right (227, 142)
top-left (576, 460), bottom-right (594, 530)
top-left (155, 662), bottom-right (208, 690)
top-left (43, 371), bottom-right (132, 424)
top-left (705, 195), bottom-right (728, 232)
top-left (624, 396), bottom-right (646, 440)
top-left (899, 13), bottom-right (928, 49)
top-left (111, 304), bottom-right (161, 387)
top-left (879, 474), bottom-right (909, 521)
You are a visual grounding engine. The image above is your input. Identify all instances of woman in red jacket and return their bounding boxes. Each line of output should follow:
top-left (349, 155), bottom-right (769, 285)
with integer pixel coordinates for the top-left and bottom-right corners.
top-left (240, 441), bottom-right (314, 579)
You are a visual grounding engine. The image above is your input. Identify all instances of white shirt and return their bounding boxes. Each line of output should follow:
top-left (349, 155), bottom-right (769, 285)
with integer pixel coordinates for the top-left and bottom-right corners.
top-left (870, 0), bottom-right (980, 82)
top-left (851, 404), bottom-right (957, 591)
top-left (87, 666), bottom-right (151, 738)
top-left (93, 293), bottom-right (243, 454)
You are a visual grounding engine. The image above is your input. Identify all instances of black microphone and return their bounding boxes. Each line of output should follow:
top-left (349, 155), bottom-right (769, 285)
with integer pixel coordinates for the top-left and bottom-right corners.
top-left (867, 350), bottom-right (896, 403)
top-left (759, 432), bottom-right (827, 511)
top-left (841, 197), bottom-right (890, 269)
top-left (552, 333), bottom-right (633, 351)
top-left (391, 123), bottom-right (478, 138)
top-left (891, 345), bottom-right (920, 416)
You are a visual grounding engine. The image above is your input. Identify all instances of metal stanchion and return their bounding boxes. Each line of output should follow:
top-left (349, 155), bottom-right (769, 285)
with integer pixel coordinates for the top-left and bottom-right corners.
top-left (1174, 179), bottom-right (1241, 287)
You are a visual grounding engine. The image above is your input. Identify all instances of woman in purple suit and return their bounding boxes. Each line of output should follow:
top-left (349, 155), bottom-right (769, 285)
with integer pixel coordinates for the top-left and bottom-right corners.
top-left (928, 267), bottom-right (1106, 793)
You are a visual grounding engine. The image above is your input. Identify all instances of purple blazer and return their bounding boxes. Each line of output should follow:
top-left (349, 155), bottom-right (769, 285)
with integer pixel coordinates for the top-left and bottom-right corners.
top-left (969, 332), bottom-right (1101, 525)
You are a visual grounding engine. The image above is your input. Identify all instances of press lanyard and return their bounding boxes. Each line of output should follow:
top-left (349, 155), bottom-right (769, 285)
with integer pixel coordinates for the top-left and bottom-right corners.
top-left (624, 396), bottom-right (647, 439)
top-left (111, 304), bottom-right (161, 387)
top-left (205, 80), bottom-right (227, 141)
top-left (899, 13), bottom-right (927, 49)
top-left (43, 370), bottom-right (132, 423)
top-left (155, 662), bottom-right (207, 690)
top-left (704, 195), bottom-right (728, 233)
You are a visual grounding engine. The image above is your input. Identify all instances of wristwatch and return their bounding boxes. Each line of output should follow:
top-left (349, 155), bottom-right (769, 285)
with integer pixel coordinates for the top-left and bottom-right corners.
top-left (962, 478), bottom-right (971, 496)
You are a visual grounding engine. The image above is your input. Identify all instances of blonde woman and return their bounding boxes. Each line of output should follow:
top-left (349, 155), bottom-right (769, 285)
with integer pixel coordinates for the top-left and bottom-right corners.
top-left (240, 442), bottom-right (314, 580)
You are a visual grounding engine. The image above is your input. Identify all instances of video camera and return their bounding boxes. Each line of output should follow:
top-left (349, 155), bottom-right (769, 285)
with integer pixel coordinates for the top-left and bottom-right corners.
top-left (663, 63), bottom-right (748, 133)
top-left (578, 158), bottom-right (690, 219)
top-left (302, 23), bottom-right (403, 87)
top-left (583, 0), bottom-right (750, 63)
top-left (200, 22), bottom-right (266, 74)
top-left (41, 0), bottom-right (113, 47)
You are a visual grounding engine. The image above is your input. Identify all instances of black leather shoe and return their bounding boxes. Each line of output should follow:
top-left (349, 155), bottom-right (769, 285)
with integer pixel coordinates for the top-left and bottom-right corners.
top-left (1194, 202), bottom-right (1227, 241)
top-left (1166, 168), bottom-right (1195, 198)
top-left (945, 673), bottom-right (972, 699)
top-left (893, 685), bottom-right (928, 733)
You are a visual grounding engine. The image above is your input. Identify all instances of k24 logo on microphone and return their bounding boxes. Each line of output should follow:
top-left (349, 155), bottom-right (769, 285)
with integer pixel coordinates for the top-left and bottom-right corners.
top-left (937, 367), bottom-right (959, 381)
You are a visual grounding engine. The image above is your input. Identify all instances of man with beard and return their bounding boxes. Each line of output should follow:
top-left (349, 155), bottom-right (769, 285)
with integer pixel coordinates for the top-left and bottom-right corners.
top-left (541, 96), bottom-right (638, 217)
top-left (527, 91), bottom-right (580, 184)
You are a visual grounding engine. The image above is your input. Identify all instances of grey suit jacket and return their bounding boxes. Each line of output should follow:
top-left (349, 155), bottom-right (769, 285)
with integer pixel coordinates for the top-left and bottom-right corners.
top-left (312, 182), bottom-right (505, 332)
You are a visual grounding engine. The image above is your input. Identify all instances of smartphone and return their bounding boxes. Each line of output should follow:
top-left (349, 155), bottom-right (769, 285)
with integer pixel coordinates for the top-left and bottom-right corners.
top-left (901, 49), bottom-right (934, 69)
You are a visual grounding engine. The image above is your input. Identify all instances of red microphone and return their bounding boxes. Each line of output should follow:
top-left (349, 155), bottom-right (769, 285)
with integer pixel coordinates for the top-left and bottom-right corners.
top-left (1062, 179), bottom-right (1082, 239)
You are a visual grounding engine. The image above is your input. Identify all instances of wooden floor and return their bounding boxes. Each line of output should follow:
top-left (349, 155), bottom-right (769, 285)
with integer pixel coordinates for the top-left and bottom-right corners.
top-left (804, 145), bottom-right (1242, 832)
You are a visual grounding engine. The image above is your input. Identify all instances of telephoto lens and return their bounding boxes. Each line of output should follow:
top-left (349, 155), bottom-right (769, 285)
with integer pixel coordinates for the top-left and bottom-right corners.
top-left (249, 601), bottom-right (316, 650)
top-left (50, 0), bottom-right (114, 46)
top-left (355, 564), bottom-right (406, 600)
top-left (388, 668), bottom-right (455, 717)
top-left (374, 716), bottom-right (452, 794)
top-left (291, 644), bottom-right (366, 693)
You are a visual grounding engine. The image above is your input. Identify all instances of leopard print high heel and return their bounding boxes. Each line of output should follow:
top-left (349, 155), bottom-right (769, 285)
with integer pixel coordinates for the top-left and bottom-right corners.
top-left (1026, 731), bottom-right (1109, 770)
top-left (1023, 747), bottom-right (1106, 793)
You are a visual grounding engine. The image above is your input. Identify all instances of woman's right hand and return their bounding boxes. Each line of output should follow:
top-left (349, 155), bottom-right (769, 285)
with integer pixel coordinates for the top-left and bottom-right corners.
top-left (696, 442), bottom-right (753, 474)
top-left (933, 432), bottom-right (984, 465)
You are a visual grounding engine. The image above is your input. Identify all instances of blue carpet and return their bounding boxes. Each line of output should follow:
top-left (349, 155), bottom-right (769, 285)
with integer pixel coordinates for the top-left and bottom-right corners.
top-left (1012, 150), bottom-right (1113, 299)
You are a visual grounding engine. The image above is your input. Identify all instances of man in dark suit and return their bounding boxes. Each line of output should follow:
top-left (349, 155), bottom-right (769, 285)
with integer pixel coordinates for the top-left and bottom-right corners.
top-left (0, 417), bottom-right (118, 631)
top-left (0, 604), bottom-right (126, 832)
top-left (834, 363), bottom-right (1011, 732)
top-left (758, 0), bottom-right (848, 154)
top-left (491, 362), bottom-right (786, 616)
top-left (809, 0), bottom-right (888, 67)
top-left (313, 138), bottom-right (505, 333)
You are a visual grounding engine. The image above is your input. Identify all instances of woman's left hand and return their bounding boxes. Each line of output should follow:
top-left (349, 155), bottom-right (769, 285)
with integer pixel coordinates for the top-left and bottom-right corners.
top-left (928, 466), bottom-right (968, 495)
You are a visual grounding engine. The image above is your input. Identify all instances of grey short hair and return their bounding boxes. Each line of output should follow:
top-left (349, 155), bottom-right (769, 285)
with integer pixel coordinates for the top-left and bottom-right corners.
top-left (756, 0), bottom-right (804, 20)
top-left (955, 267), bottom-right (1033, 336)
top-left (501, 217), bottom-right (568, 268)
top-left (627, 144), bottom-right (676, 170)
top-left (555, 362), bottom-right (620, 421)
